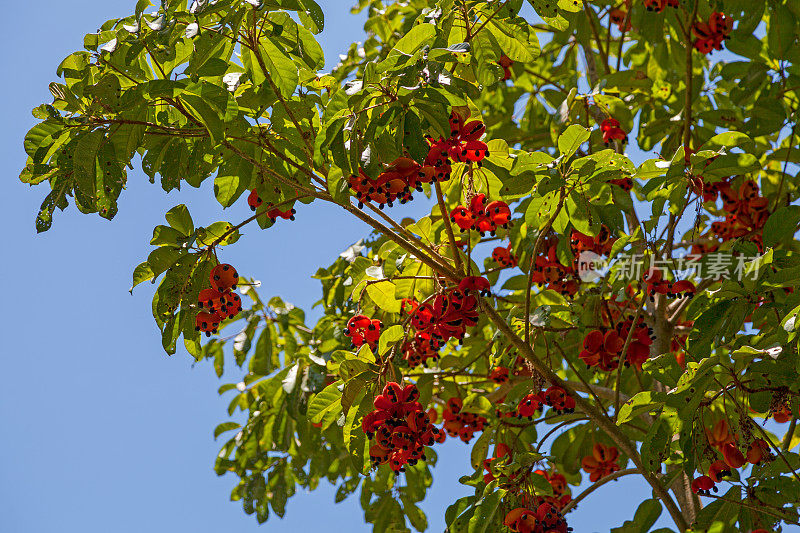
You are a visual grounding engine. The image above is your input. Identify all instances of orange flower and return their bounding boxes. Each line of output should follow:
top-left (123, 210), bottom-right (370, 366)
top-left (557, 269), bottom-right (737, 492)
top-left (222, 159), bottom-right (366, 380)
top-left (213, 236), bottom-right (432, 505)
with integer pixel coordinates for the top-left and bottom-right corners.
top-left (581, 443), bottom-right (621, 482)
top-left (705, 419), bottom-right (736, 450)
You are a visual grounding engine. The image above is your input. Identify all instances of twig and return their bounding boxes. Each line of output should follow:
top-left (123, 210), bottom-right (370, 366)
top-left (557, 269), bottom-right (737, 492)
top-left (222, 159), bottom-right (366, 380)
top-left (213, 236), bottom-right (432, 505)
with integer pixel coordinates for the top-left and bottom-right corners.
top-left (561, 468), bottom-right (638, 513)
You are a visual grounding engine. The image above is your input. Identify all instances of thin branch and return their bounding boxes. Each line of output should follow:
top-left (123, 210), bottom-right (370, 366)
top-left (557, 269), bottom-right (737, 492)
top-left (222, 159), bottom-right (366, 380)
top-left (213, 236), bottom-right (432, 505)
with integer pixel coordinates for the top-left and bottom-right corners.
top-left (435, 180), bottom-right (465, 275)
top-left (682, 1), bottom-right (699, 154)
top-left (524, 189), bottom-right (566, 346)
top-left (614, 293), bottom-right (648, 419)
top-left (561, 468), bottom-right (639, 513)
top-left (582, 0), bottom-right (610, 74)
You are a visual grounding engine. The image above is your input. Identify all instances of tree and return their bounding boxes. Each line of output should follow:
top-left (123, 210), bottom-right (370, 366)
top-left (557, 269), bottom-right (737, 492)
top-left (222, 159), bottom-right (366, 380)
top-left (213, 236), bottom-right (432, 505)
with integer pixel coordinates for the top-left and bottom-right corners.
top-left (18, 0), bottom-right (800, 530)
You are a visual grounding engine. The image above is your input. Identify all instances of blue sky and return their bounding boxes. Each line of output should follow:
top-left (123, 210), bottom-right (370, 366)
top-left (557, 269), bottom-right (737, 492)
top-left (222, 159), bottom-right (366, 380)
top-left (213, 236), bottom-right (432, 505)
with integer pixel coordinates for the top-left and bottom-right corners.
top-left (2, 2), bottom-right (779, 532)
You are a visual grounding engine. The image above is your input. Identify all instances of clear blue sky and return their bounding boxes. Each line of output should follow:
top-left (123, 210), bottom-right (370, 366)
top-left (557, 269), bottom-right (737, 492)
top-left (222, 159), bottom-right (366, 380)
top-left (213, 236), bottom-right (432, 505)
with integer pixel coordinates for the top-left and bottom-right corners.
top-left (2, 2), bottom-right (772, 532)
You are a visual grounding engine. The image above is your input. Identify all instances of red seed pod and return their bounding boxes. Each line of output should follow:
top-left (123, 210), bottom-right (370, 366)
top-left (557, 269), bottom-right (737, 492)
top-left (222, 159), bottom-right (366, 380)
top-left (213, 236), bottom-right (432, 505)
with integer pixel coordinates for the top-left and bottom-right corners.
top-left (583, 330), bottom-right (605, 353)
top-left (458, 276), bottom-right (491, 296)
top-left (643, 0), bottom-right (666, 12)
top-left (450, 206), bottom-right (475, 232)
top-left (461, 140), bottom-right (489, 162)
top-left (195, 311), bottom-right (220, 336)
top-left (746, 439), bottom-right (769, 465)
top-left (516, 393), bottom-right (543, 419)
top-left (708, 459), bottom-right (731, 482)
top-left (469, 194), bottom-right (489, 216)
top-left (691, 475), bottom-right (717, 495)
top-left (722, 442), bottom-right (746, 469)
top-left (247, 189), bottom-right (262, 211)
top-left (486, 200), bottom-right (512, 227)
top-left (198, 288), bottom-right (227, 313)
top-left (218, 291), bottom-right (242, 320)
top-left (209, 263), bottom-right (239, 292)
top-left (489, 367), bottom-right (509, 384)
top-left (460, 120), bottom-right (486, 142)
top-left (267, 206), bottom-right (296, 221)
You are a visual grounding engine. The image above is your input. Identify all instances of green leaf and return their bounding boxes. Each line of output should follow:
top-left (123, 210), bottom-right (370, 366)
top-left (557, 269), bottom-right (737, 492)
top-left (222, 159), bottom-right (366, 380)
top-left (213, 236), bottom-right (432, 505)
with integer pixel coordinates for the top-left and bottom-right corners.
top-left (486, 19), bottom-right (540, 63)
top-left (704, 131), bottom-right (755, 152)
top-left (617, 391), bottom-right (666, 426)
top-left (165, 205), bottom-right (194, 236)
top-left (259, 37), bottom-right (299, 98)
top-left (130, 261), bottom-right (155, 292)
top-left (366, 281), bottom-right (401, 313)
top-left (214, 422), bottom-right (240, 439)
top-left (393, 23), bottom-right (435, 55)
top-left (640, 419), bottom-right (670, 472)
top-left (378, 324), bottom-right (405, 354)
top-left (180, 93), bottom-right (224, 144)
top-left (470, 429), bottom-right (492, 470)
top-left (701, 153), bottom-right (759, 179)
top-left (525, 190), bottom-right (561, 230)
top-left (251, 325), bottom-right (274, 375)
top-left (197, 221), bottom-right (239, 247)
top-left (298, 0), bottom-right (325, 33)
top-left (307, 381), bottom-right (343, 424)
top-left (768, 3), bottom-right (797, 59)
top-left (763, 205), bottom-right (800, 249)
top-left (400, 495), bottom-right (428, 532)
top-left (214, 173), bottom-right (248, 208)
top-left (558, 125), bottom-right (590, 158)
top-left (467, 488), bottom-right (505, 533)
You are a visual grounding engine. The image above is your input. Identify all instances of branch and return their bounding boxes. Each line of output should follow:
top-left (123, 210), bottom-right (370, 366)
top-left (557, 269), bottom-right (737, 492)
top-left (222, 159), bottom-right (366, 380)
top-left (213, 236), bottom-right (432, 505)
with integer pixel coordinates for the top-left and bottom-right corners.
top-left (360, 200), bottom-right (458, 277)
top-left (435, 180), bottom-right (465, 274)
top-left (614, 293), bottom-right (647, 418)
top-left (682, 2), bottom-right (699, 154)
top-left (524, 189), bottom-right (566, 346)
top-left (783, 417), bottom-right (797, 452)
top-left (582, 1), bottom-right (610, 75)
top-left (478, 301), bottom-right (689, 532)
top-left (246, 15), bottom-right (314, 160)
top-left (774, 114), bottom-right (798, 210)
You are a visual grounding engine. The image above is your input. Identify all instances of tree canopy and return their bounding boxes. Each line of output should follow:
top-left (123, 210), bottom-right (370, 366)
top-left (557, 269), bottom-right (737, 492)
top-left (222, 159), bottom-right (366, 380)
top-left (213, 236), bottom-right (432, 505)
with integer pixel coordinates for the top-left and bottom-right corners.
top-left (19, 0), bottom-right (800, 531)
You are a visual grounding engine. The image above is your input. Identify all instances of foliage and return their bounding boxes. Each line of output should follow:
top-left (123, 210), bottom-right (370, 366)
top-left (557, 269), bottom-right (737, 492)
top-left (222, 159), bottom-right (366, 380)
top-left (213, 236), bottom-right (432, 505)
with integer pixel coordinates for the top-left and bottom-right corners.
top-left (18, 0), bottom-right (800, 531)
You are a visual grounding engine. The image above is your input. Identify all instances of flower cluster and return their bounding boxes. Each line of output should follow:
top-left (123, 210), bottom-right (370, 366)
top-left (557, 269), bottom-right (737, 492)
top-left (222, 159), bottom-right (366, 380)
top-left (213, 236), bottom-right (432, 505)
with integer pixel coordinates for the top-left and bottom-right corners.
top-left (362, 382), bottom-right (444, 472)
top-left (504, 503), bottom-right (571, 533)
top-left (344, 314), bottom-right (382, 350)
top-left (583, 312), bottom-right (656, 371)
top-left (570, 226), bottom-right (615, 257)
top-left (401, 276), bottom-right (488, 364)
top-left (348, 157), bottom-right (428, 209)
top-left (531, 242), bottom-right (579, 298)
top-left (442, 397), bottom-right (488, 443)
top-left (492, 243), bottom-right (518, 268)
top-left (692, 12), bottom-right (733, 55)
top-left (434, 110), bottom-right (490, 165)
top-left (643, 268), bottom-right (696, 300)
top-left (543, 386), bottom-right (576, 414)
top-left (692, 420), bottom-right (772, 495)
top-left (692, 179), bottom-right (771, 254)
top-left (581, 443), bottom-right (621, 482)
top-left (450, 193), bottom-right (512, 236)
top-left (533, 469), bottom-right (572, 511)
top-left (195, 264), bottom-right (244, 336)
top-left (600, 118), bottom-right (627, 146)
